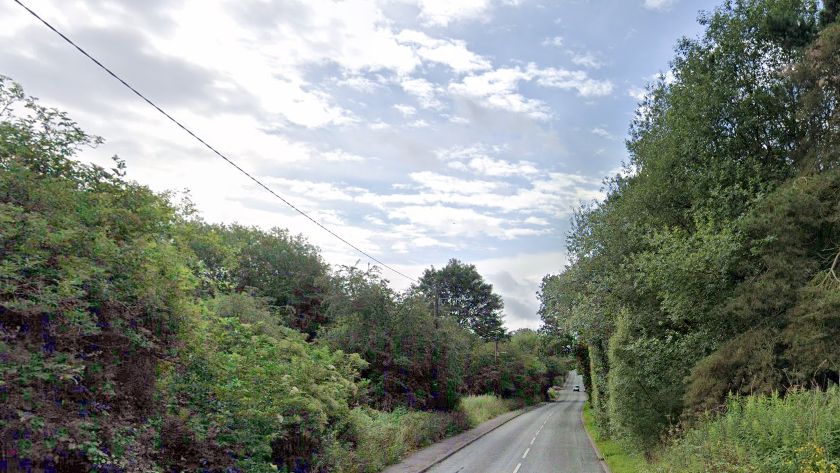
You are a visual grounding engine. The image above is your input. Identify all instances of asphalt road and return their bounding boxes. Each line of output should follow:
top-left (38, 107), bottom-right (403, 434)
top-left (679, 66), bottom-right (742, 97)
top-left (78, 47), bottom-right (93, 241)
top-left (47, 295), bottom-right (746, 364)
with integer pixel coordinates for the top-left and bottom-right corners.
top-left (427, 371), bottom-right (602, 473)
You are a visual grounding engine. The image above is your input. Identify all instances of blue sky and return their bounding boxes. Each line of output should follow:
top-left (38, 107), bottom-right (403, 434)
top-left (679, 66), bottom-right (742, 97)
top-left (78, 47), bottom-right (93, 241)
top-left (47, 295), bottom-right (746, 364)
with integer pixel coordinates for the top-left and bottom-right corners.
top-left (2, 0), bottom-right (717, 329)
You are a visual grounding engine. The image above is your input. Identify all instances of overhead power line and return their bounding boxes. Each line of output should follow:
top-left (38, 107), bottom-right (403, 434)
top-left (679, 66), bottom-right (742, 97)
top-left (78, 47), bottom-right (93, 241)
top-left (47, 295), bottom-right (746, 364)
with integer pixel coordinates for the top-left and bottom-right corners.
top-left (12, 0), bottom-right (417, 283)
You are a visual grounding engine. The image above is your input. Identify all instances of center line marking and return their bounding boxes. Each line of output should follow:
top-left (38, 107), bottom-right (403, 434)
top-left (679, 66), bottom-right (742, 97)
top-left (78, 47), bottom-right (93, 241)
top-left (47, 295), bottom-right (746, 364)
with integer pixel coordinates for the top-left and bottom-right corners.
top-left (531, 436), bottom-right (536, 445)
top-left (513, 462), bottom-right (522, 473)
top-left (523, 448), bottom-right (530, 459)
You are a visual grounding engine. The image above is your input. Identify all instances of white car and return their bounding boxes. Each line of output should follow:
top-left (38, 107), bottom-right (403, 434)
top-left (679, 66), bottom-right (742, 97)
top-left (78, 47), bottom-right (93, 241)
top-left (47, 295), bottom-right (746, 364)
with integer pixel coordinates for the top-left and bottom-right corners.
top-left (573, 385), bottom-right (580, 392)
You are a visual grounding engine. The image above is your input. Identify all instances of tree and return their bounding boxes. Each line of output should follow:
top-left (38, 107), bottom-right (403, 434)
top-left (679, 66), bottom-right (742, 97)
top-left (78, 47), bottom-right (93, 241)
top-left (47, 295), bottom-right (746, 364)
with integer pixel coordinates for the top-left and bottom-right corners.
top-left (321, 267), bottom-right (469, 410)
top-left (416, 259), bottom-right (506, 342)
top-left (538, 0), bottom-right (839, 452)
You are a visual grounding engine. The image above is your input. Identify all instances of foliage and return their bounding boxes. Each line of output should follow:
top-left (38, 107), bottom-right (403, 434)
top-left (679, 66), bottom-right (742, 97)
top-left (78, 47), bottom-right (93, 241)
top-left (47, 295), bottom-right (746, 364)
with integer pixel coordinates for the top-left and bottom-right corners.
top-left (0, 74), bottom-right (189, 472)
top-left (416, 258), bottom-right (506, 341)
top-left (458, 394), bottom-right (514, 428)
top-left (321, 267), bottom-right (470, 411)
top-left (653, 387), bottom-right (840, 473)
top-left (463, 329), bottom-right (566, 403)
top-left (322, 406), bottom-right (469, 473)
top-left (182, 222), bottom-right (333, 337)
top-left (0, 70), bottom-right (570, 471)
top-left (583, 402), bottom-right (649, 473)
top-left (163, 293), bottom-right (367, 472)
top-left (538, 0), bottom-right (840, 455)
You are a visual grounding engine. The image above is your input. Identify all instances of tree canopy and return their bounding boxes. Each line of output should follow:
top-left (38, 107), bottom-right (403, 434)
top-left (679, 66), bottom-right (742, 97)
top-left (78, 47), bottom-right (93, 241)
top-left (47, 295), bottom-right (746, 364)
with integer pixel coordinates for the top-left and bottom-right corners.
top-left (416, 258), bottom-right (506, 342)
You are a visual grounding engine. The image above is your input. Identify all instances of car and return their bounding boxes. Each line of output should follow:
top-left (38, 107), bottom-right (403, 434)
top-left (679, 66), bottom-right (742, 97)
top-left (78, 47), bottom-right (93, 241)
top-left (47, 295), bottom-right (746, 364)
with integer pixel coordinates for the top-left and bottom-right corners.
top-left (573, 385), bottom-right (580, 392)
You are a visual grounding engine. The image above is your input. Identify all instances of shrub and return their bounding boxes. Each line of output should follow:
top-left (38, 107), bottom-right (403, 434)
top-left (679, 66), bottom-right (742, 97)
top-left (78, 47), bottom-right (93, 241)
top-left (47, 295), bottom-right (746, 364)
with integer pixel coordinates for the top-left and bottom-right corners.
top-left (654, 387), bottom-right (840, 473)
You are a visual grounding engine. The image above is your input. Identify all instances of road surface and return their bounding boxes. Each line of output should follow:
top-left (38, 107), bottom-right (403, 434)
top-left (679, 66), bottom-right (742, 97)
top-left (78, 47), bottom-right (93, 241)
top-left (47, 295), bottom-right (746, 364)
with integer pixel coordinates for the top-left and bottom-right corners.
top-left (427, 371), bottom-right (602, 473)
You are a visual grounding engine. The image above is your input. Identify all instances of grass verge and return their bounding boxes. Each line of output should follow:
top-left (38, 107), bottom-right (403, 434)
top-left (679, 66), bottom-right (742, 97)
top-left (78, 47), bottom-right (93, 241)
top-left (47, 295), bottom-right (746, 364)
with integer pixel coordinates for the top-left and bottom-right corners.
top-left (330, 394), bottom-right (516, 472)
top-left (459, 394), bottom-right (518, 427)
top-left (582, 401), bottom-right (649, 473)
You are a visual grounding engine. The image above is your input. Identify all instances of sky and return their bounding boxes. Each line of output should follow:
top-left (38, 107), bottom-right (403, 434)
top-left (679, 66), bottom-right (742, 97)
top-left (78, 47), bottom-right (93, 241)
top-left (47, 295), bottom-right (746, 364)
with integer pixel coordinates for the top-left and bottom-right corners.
top-left (1, 0), bottom-right (718, 330)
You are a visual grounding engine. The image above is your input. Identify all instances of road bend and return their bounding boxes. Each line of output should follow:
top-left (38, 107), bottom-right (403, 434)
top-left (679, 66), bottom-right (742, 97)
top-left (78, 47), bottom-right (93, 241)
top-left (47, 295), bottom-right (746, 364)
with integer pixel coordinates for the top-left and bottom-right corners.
top-left (427, 371), bottom-right (602, 473)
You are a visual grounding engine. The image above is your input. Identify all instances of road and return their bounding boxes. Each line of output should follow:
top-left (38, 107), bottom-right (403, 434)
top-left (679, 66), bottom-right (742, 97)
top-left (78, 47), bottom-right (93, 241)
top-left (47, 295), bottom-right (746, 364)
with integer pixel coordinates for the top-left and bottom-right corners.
top-left (427, 371), bottom-right (602, 473)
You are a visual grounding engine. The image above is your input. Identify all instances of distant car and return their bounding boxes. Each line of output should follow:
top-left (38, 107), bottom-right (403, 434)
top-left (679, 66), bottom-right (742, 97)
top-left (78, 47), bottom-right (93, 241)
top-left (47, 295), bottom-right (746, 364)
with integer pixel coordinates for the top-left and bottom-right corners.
top-left (573, 385), bottom-right (580, 392)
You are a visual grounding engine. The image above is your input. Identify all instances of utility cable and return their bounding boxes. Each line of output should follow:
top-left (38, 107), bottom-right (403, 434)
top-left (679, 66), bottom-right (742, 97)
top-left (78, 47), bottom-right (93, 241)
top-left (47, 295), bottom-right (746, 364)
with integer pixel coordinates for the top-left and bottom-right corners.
top-left (11, 0), bottom-right (417, 283)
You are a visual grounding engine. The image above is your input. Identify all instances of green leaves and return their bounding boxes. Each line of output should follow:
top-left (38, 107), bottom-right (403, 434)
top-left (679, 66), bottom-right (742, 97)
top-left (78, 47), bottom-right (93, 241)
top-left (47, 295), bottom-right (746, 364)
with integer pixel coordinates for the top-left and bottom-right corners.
top-left (416, 258), bottom-right (506, 342)
top-left (540, 0), bottom-right (840, 455)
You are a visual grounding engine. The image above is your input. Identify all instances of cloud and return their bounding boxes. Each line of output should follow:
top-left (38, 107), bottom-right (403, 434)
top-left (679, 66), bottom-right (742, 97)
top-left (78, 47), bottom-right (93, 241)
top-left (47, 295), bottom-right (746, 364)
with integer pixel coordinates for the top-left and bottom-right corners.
top-left (320, 150), bottom-right (369, 162)
top-left (449, 64), bottom-right (614, 119)
top-left (387, 204), bottom-right (522, 239)
top-left (1, 0), bottom-right (635, 332)
top-left (400, 77), bottom-right (443, 109)
top-left (409, 171), bottom-right (502, 194)
top-left (437, 145), bottom-right (538, 177)
top-left (532, 66), bottom-right (614, 97)
top-left (590, 127), bottom-right (617, 140)
top-left (453, 156), bottom-right (539, 177)
top-left (397, 30), bottom-right (491, 73)
top-left (570, 51), bottom-right (604, 69)
top-left (627, 86), bottom-right (647, 101)
top-left (394, 104), bottom-right (418, 116)
top-left (337, 75), bottom-right (381, 92)
top-left (542, 36), bottom-right (564, 47)
top-left (399, 0), bottom-right (494, 26)
top-left (643, 0), bottom-right (678, 10)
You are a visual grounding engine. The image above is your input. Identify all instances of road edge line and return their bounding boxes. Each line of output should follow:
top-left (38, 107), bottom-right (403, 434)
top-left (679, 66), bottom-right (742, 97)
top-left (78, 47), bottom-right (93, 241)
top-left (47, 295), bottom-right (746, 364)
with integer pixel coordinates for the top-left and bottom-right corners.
top-left (416, 403), bottom-right (543, 473)
top-left (580, 406), bottom-right (612, 473)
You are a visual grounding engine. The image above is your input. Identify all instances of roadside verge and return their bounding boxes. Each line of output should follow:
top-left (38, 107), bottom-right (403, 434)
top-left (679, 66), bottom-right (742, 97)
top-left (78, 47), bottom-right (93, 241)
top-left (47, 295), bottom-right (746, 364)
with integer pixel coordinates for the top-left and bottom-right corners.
top-left (582, 402), bottom-right (648, 473)
top-left (381, 404), bottom-right (540, 473)
top-left (581, 403), bottom-right (611, 473)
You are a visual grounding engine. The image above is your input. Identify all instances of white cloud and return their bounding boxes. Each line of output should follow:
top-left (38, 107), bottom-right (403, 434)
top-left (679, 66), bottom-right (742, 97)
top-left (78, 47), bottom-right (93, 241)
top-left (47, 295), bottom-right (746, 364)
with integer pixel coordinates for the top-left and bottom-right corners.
top-left (400, 0), bottom-right (493, 26)
top-left (449, 63), bottom-right (614, 119)
top-left (591, 127), bottom-right (617, 140)
top-left (456, 156), bottom-right (539, 177)
top-left (409, 171), bottom-right (502, 194)
top-left (542, 36), bottom-right (564, 47)
top-left (532, 65), bottom-right (614, 97)
top-left (643, 0), bottom-right (678, 10)
top-left (449, 66), bottom-right (552, 119)
top-left (337, 75), bottom-right (381, 92)
top-left (397, 30), bottom-right (491, 73)
top-left (387, 205), bottom-right (511, 239)
top-left (394, 104), bottom-right (417, 116)
top-left (320, 149), bottom-right (369, 162)
top-left (437, 145), bottom-right (538, 177)
top-left (570, 51), bottom-right (604, 69)
top-left (408, 119), bottom-right (430, 127)
top-left (627, 86), bottom-right (647, 101)
top-left (524, 216), bottom-right (550, 226)
top-left (400, 77), bottom-right (443, 109)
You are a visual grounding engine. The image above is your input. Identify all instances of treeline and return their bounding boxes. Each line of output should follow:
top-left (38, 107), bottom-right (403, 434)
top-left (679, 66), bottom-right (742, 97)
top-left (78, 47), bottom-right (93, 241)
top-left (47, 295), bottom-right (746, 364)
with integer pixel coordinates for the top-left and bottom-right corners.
top-left (0, 77), bottom-right (570, 472)
top-left (539, 0), bottom-right (840, 462)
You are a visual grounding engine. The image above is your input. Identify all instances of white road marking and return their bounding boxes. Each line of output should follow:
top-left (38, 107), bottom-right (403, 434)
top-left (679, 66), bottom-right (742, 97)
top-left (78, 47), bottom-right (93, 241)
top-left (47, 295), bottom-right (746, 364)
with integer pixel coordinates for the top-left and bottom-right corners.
top-left (530, 436), bottom-right (536, 445)
top-left (513, 462), bottom-right (522, 473)
top-left (523, 448), bottom-right (530, 459)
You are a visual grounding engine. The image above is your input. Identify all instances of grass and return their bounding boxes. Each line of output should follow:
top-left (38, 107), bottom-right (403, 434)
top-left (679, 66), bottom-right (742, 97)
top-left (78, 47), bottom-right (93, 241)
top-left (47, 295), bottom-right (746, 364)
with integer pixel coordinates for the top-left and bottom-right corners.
top-left (328, 394), bottom-right (516, 472)
top-left (582, 401), bottom-right (649, 473)
top-left (459, 394), bottom-right (518, 427)
top-left (652, 386), bottom-right (840, 473)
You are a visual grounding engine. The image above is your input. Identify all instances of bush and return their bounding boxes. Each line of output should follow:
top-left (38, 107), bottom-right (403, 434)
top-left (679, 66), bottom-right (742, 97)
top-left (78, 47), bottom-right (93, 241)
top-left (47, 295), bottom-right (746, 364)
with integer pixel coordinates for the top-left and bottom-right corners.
top-left (654, 387), bottom-right (840, 473)
top-left (163, 293), bottom-right (368, 472)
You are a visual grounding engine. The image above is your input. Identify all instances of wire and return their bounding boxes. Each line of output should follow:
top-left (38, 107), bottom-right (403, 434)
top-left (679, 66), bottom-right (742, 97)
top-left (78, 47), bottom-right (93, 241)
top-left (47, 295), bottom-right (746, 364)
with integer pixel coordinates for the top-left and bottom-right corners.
top-left (12, 0), bottom-right (417, 283)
